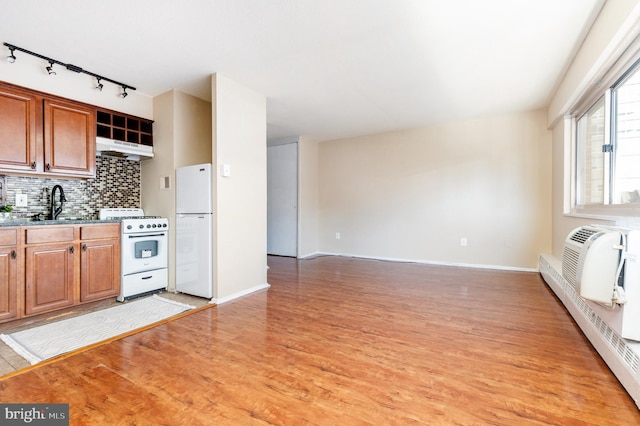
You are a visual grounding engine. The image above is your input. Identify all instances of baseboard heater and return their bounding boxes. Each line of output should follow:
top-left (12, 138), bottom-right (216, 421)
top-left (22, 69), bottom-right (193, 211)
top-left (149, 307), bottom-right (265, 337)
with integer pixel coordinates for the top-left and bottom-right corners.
top-left (539, 253), bottom-right (640, 409)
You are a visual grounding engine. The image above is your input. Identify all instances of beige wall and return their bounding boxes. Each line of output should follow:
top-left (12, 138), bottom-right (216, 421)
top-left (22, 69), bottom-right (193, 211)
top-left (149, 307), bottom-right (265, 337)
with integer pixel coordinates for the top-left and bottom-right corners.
top-left (141, 90), bottom-right (212, 290)
top-left (211, 74), bottom-right (268, 301)
top-left (298, 136), bottom-right (320, 257)
top-left (316, 111), bottom-right (551, 270)
top-left (173, 92), bottom-right (213, 168)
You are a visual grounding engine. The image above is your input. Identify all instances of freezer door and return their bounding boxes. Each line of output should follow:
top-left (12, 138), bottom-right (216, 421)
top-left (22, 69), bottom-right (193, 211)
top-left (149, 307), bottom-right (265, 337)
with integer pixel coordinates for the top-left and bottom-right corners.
top-left (176, 214), bottom-right (213, 298)
top-left (176, 163), bottom-right (212, 213)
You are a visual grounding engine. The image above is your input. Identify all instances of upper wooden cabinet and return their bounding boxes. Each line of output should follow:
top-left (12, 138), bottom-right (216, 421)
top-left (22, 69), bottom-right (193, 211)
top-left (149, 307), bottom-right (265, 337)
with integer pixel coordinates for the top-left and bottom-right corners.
top-left (44, 99), bottom-right (96, 177)
top-left (0, 85), bottom-right (38, 173)
top-left (0, 82), bottom-right (96, 178)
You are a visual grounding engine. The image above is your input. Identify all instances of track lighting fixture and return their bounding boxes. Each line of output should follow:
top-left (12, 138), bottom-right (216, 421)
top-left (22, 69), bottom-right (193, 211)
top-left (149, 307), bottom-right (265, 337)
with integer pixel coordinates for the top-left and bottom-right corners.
top-left (3, 42), bottom-right (135, 98)
top-left (46, 60), bottom-right (56, 75)
top-left (6, 46), bottom-right (16, 63)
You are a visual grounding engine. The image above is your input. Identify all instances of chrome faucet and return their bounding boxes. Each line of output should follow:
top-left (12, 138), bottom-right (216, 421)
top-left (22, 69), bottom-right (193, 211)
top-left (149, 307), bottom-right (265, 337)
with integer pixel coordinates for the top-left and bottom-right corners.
top-left (49, 185), bottom-right (67, 220)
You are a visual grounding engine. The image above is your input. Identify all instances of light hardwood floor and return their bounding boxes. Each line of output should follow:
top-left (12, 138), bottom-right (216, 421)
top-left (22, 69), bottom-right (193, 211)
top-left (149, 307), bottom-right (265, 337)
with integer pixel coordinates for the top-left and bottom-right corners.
top-left (1, 255), bottom-right (639, 425)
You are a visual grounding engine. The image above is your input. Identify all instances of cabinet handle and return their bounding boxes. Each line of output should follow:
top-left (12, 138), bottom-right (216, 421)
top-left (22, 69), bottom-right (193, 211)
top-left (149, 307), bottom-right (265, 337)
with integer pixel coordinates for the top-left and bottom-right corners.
top-left (11, 250), bottom-right (16, 259)
top-left (30, 161), bottom-right (36, 169)
top-left (69, 246), bottom-right (74, 254)
top-left (46, 163), bottom-right (51, 171)
top-left (82, 243), bottom-right (87, 251)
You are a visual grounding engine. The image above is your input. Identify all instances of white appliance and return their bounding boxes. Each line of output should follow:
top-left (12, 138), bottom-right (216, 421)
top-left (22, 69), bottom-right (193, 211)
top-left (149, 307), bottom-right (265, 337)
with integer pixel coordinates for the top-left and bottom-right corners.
top-left (176, 163), bottom-right (213, 298)
top-left (562, 226), bottom-right (624, 305)
top-left (561, 225), bottom-right (640, 341)
top-left (99, 208), bottom-right (169, 301)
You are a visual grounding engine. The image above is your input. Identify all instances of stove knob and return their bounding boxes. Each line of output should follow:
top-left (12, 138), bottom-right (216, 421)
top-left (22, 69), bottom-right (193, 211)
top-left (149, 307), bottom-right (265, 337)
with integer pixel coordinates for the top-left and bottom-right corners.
top-left (163, 223), bottom-right (168, 228)
top-left (147, 224), bottom-right (151, 228)
top-left (127, 225), bottom-right (132, 230)
top-left (152, 224), bottom-right (157, 228)
top-left (139, 224), bottom-right (144, 229)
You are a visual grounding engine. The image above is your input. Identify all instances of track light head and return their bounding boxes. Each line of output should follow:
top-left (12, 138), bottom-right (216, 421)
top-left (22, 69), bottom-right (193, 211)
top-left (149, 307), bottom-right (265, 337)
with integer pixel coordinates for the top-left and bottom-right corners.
top-left (46, 60), bottom-right (56, 75)
top-left (120, 86), bottom-right (128, 98)
top-left (96, 77), bottom-right (103, 91)
top-left (7, 47), bottom-right (16, 63)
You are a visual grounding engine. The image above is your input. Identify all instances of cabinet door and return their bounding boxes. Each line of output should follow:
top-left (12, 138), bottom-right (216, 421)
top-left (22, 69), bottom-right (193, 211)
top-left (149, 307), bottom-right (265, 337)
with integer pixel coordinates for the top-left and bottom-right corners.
top-left (0, 86), bottom-right (38, 173)
top-left (80, 239), bottom-right (120, 302)
top-left (43, 99), bottom-right (96, 178)
top-left (0, 246), bottom-right (18, 322)
top-left (25, 243), bottom-right (75, 316)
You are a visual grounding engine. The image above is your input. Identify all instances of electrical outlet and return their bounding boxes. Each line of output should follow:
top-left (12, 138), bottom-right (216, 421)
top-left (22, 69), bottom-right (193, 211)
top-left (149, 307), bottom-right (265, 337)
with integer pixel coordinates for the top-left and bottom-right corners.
top-left (335, 232), bottom-right (341, 240)
top-left (15, 193), bottom-right (28, 207)
top-left (460, 237), bottom-right (468, 247)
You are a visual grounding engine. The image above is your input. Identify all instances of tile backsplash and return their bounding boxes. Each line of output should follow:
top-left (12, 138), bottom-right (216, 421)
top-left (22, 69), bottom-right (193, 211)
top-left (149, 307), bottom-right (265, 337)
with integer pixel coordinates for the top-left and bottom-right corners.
top-left (2, 156), bottom-right (140, 220)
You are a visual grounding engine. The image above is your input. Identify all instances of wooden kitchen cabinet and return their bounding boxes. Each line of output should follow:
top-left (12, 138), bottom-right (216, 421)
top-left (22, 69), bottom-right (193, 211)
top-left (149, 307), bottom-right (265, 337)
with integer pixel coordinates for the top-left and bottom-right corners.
top-left (80, 224), bottom-right (120, 302)
top-left (0, 228), bottom-right (19, 322)
top-left (0, 81), bottom-right (96, 178)
top-left (44, 99), bottom-right (96, 177)
top-left (0, 223), bottom-right (121, 324)
top-left (24, 227), bottom-right (75, 316)
top-left (0, 84), bottom-right (38, 173)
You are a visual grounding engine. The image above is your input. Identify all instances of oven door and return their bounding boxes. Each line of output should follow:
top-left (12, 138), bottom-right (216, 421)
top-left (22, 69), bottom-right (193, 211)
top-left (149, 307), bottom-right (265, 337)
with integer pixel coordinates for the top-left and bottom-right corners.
top-left (121, 231), bottom-right (168, 275)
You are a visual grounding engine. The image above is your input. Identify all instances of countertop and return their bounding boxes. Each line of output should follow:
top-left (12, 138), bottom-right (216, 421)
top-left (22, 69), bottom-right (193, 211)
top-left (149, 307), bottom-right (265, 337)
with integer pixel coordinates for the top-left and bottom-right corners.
top-left (0, 218), bottom-right (120, 227)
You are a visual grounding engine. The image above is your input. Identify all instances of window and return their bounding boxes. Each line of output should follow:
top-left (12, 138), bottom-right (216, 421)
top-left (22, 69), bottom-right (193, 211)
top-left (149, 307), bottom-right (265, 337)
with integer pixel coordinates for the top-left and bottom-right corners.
top-left (574, 59), bottom-right (640, 212)
top-left (576, 96), bottom-right (606, 205)
top-left (613, 67), bottom-right (640, 204)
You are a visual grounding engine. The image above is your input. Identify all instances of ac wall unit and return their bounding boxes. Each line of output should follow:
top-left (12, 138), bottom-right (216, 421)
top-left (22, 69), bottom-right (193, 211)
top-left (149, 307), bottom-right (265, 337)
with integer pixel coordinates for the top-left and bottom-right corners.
top-left (562, 226), bottom-right (623, 306)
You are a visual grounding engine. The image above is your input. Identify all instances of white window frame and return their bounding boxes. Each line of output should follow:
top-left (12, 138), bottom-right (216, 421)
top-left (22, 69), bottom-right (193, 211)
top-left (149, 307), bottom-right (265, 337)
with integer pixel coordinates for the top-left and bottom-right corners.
top-left (569, 43), bottom-right (640, 219)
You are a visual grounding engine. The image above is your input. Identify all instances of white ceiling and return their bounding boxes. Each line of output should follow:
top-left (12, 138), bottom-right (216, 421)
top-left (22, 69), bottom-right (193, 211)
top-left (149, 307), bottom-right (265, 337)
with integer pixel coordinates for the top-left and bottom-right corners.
top-left (0, 0), bottom-right (602, 142)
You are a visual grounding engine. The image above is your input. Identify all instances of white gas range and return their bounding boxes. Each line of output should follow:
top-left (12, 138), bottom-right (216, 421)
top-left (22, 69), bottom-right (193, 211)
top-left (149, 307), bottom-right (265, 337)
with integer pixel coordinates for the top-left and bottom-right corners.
top-left (99, 208), bottom-right (169, 301)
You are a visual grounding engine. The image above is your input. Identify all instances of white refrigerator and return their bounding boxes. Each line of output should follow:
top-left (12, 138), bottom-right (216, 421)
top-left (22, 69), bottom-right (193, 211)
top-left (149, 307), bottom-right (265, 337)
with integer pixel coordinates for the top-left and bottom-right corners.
top-left (176, 163), bottom-right (213, 298)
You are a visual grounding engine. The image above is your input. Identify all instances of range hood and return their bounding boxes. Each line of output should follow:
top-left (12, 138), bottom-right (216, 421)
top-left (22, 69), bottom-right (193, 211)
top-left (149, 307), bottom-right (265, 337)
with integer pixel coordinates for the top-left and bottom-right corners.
top-left (96, 137), bottom-right (154, 161)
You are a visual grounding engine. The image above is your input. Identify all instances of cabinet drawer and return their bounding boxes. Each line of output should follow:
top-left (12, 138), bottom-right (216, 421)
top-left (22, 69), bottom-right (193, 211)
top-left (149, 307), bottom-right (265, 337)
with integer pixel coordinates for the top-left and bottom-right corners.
top-left (80, 223), bottom-right (120, 240)
top-left (0, 228), bottom-right (17, 245)
top-left (26, 227), bottom-right (74, 244)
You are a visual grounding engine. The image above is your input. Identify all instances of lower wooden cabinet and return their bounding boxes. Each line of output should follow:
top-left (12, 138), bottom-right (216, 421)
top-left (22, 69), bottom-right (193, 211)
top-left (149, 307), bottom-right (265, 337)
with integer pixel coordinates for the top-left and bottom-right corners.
top-left (80, 224), bottom-right (120, 302)
top-left (0, 244), bottom-right (18, 322)
top-left (25, 242), bottom-right (75, 316)
top-left (0, 223), bottom-right (120, 324)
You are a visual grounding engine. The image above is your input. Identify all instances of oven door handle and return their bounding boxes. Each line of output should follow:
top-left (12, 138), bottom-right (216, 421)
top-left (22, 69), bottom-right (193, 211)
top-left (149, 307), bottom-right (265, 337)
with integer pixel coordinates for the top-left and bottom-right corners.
top-left (127, 233), bottom-right (166, 239)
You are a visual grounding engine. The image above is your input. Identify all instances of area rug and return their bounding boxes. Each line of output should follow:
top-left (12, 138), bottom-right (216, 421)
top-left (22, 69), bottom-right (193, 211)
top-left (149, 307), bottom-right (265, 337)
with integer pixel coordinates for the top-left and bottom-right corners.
top-left (0, 295), bottom-right (195, 365)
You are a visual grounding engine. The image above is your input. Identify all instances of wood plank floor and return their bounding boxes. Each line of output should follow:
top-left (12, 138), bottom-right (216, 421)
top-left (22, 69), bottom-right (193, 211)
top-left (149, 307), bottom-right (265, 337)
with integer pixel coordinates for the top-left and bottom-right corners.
top-left (1, 255), bottom-right (639, 425)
